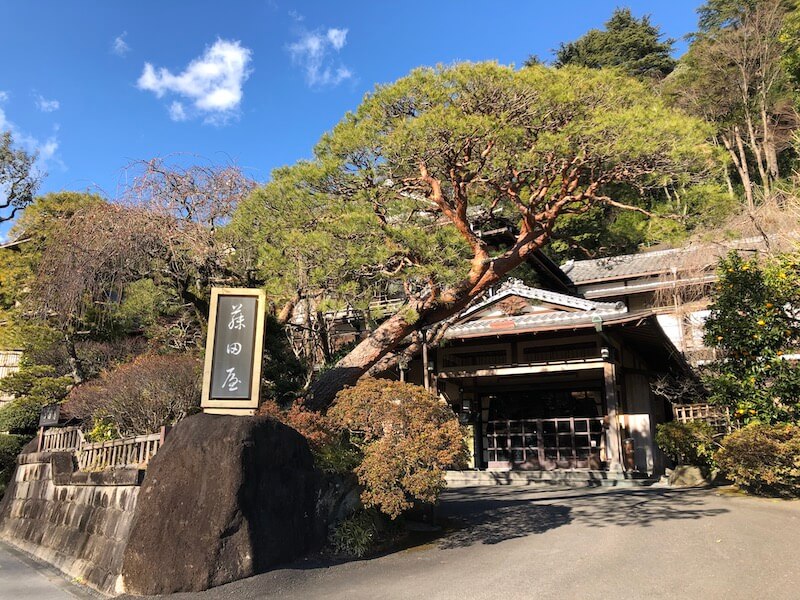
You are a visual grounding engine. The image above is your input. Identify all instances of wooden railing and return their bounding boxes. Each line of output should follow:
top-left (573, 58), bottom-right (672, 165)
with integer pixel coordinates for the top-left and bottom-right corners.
top-left (39, 426), bottom-right (84, 452)
top-left (38, 425), bottom-right (169, 471)
top-left (367, 297), bottom-right (405, 320)
top-left (673, 403), bottom-right (731, 433)
top-left (78, 430), bottom-right (166, 471)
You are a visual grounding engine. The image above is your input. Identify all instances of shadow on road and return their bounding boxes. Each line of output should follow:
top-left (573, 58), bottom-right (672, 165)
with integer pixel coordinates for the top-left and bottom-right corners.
top-left (438, 502), bottom-right (572, 548)
top-left (437, 487), bottom-right (728, 548)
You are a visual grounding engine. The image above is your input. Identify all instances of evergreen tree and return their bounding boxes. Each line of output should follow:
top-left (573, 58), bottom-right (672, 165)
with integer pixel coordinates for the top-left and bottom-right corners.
top-left (554, 8), bottom-right (676, 79)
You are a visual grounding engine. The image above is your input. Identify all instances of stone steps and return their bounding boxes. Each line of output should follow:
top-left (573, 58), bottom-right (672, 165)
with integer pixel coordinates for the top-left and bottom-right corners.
top-left (445, 469), bottom-right (658, 488)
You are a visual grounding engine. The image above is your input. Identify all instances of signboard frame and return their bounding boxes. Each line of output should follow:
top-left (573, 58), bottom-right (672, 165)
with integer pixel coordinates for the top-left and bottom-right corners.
top-left (201, 287), bottom-right (266, 414)
top-left (39, 403), bottom-right (60, 427)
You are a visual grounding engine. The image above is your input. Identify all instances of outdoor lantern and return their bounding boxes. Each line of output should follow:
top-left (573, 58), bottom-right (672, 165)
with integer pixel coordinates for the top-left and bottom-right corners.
top-left (601, 347), bottom-right (610, 360)
top-left (427, 361), bottom-right (435, 372)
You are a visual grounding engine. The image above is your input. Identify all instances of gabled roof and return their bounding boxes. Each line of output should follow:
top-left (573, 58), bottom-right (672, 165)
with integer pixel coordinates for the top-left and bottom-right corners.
top-left (460, 279), bottom-right (622, 317)
top-left (560, 236), bottom-right (775, 285)
top-left (562, 247), bottom-right (696, 285)
top-left (445, 280), bottom-right (627, 339)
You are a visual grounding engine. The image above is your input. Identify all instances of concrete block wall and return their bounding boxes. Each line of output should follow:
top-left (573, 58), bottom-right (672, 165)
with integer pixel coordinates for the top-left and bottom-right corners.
top-left (0, 451), bottom-right (142, 594)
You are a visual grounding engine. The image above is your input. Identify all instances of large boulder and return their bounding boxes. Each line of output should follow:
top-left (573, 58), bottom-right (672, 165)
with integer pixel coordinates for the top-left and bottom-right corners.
top-left (121, 413), bottom-right (321, 595)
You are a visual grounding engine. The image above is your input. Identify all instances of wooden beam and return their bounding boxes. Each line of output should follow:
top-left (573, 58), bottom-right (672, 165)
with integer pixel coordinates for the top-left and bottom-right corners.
top-left (437, 358), bottom-right (605, 379)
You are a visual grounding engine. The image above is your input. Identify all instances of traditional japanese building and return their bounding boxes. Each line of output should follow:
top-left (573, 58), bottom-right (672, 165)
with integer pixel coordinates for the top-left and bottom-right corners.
top-left (560, 235), bottom-right (781, 364)
top-left (395, 280), bottom-right (691, 477)
top-left (295, 238), bottom-right (781, 477)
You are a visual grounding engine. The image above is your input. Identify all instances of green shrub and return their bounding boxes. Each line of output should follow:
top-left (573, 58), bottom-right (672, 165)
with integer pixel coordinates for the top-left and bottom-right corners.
top-left (0, 397), bottom-right (41, 434)
top-left (329, 378), bottom-right (468, 519)
top-left (715, 423), bottom-right (800, 497)
top-left (655, 420), bottom-right (717, 468)
top-left (0, 364), bottom-right (73, 434)
top-left (329, 511), bottom-right (379, 558)
top-left (0, 434), bottom-right (24, 496)
top-left (313, 434), bottom-right (361, 474)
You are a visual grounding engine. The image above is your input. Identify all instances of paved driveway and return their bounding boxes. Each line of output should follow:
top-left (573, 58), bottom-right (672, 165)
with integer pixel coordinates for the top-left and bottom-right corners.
top-left (125, 485), bottom-right (800, 600)
top-left (0, 540), bottom-right (98, 600)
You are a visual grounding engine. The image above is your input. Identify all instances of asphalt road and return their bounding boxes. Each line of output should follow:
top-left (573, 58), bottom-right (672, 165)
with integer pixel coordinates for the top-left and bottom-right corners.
top-left (120, 485), bottom-right (800, 600)
top-left (0, 540), bottom-right (99, 600)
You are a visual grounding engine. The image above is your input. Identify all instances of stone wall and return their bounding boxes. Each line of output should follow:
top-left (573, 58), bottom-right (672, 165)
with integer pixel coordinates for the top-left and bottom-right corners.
top-left (0, 414), bottom-right (328, 596)
top-left (0, 451), bottom-right (143, 594)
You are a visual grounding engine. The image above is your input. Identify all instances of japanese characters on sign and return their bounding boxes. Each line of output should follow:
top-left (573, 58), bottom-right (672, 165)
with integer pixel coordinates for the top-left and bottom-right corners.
top-left (201, 288), bottom-right (266, 414)
top-left (39, 403), bottom-right (60, 427)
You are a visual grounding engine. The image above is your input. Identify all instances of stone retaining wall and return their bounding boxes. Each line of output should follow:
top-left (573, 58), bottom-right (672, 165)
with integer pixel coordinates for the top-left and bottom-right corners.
top-left (0, 451), bottom-right (143, 594)
top-left (0, 415), bottom-right (327, 597)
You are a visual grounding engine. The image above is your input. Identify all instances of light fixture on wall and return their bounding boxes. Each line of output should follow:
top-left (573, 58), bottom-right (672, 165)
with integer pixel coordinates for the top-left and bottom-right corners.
top-left (601, 347), bottom-right (610, 360)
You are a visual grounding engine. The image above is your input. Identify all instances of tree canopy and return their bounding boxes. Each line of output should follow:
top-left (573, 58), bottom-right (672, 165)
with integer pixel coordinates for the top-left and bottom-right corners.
top-left (703, 252), bottom-right (800, 424)
top-left (666, 0), bottom-right (800, 207)
top-left (233, 61), bottom-right (718, 408)
top-left (0, 131), bottom-right (42, 225)
top-left (553, 8), bottom-right (676, 79)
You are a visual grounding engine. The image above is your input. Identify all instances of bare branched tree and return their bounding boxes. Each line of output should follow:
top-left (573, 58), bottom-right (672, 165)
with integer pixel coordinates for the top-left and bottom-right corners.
top-left (121, 155), bottom-right (255, 231)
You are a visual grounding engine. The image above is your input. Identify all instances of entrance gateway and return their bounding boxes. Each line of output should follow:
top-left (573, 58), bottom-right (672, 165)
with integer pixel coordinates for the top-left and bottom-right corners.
top-left (395, 280), bottom-right (690, 477)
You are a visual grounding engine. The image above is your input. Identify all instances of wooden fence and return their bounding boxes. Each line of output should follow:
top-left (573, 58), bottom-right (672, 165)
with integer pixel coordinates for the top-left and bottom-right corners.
top-left (77, 430), bottom-right (166, 471)
top-left (672, 403), bottom-right (732, 433)
top-left (39, 426), bottom-right (84, 452)
top-left (38, 425), bottom-right (168, 471)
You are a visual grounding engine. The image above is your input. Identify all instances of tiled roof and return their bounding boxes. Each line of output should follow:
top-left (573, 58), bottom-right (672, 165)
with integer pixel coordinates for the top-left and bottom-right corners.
top-left (459, 279), bottom-right (622, 318)
top-left (561, 236), bottom-right (772, 285)
top-left (446, 280), bottom-right (627, 338)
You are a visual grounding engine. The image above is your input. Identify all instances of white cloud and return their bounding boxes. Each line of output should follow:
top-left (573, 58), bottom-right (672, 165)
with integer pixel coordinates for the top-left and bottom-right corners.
top-left (0, 105), bottom-right (62, 173)
top-left (0, 91), bottom-right (8, 103)
top-left (288, 10), bottom-right (304, 22)
top-left (112, 32), bottom-right (130, 57)
top-left (35, 94), bottom-right (60, 112)
top-left (327, 28), bottom-right (347, 50)
top-left (137, 39), bottom-right (252, 124)
top-left (289, 27), bottom-right (353, 87)
top-left (168, 101), bottom-right (187, 122)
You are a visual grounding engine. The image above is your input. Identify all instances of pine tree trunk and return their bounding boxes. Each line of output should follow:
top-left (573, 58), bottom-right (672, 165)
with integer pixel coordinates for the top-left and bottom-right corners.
top-left (304, 306), bottom-right (422, 410)
top-left (303, 236), bottom-right (544, 410)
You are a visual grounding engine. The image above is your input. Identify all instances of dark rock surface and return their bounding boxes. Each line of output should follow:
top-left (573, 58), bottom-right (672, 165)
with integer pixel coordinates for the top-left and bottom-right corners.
top-left (121, 413), bottom-right (321, 596)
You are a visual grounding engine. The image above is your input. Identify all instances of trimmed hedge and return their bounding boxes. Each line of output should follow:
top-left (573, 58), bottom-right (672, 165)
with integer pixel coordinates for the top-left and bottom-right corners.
top-left (0, 433), bottom-right (25, 497)
top-left (715, 423), bottom-right (800, 497)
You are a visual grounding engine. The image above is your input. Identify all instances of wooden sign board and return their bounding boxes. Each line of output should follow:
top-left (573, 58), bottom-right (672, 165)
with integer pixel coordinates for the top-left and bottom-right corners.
top-left (201, 288), bottom-right (266, 415)
top-left (39, 403), bottom-right (60, 427)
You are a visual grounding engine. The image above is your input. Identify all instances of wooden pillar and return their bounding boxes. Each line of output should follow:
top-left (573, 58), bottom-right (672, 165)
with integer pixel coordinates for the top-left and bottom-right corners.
top-left (603, 361), bottom-right (623, 472)
top-left (422, 337), bottom-right (430, 390)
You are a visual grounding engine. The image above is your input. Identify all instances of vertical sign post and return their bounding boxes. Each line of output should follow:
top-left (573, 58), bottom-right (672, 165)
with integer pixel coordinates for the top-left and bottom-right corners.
top-left (201, 287), bottom-right (266, 415)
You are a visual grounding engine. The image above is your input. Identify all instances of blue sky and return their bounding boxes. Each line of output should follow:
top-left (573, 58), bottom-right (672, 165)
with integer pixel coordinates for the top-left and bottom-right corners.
top-left (0, 0), bottom-right (703, 239)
